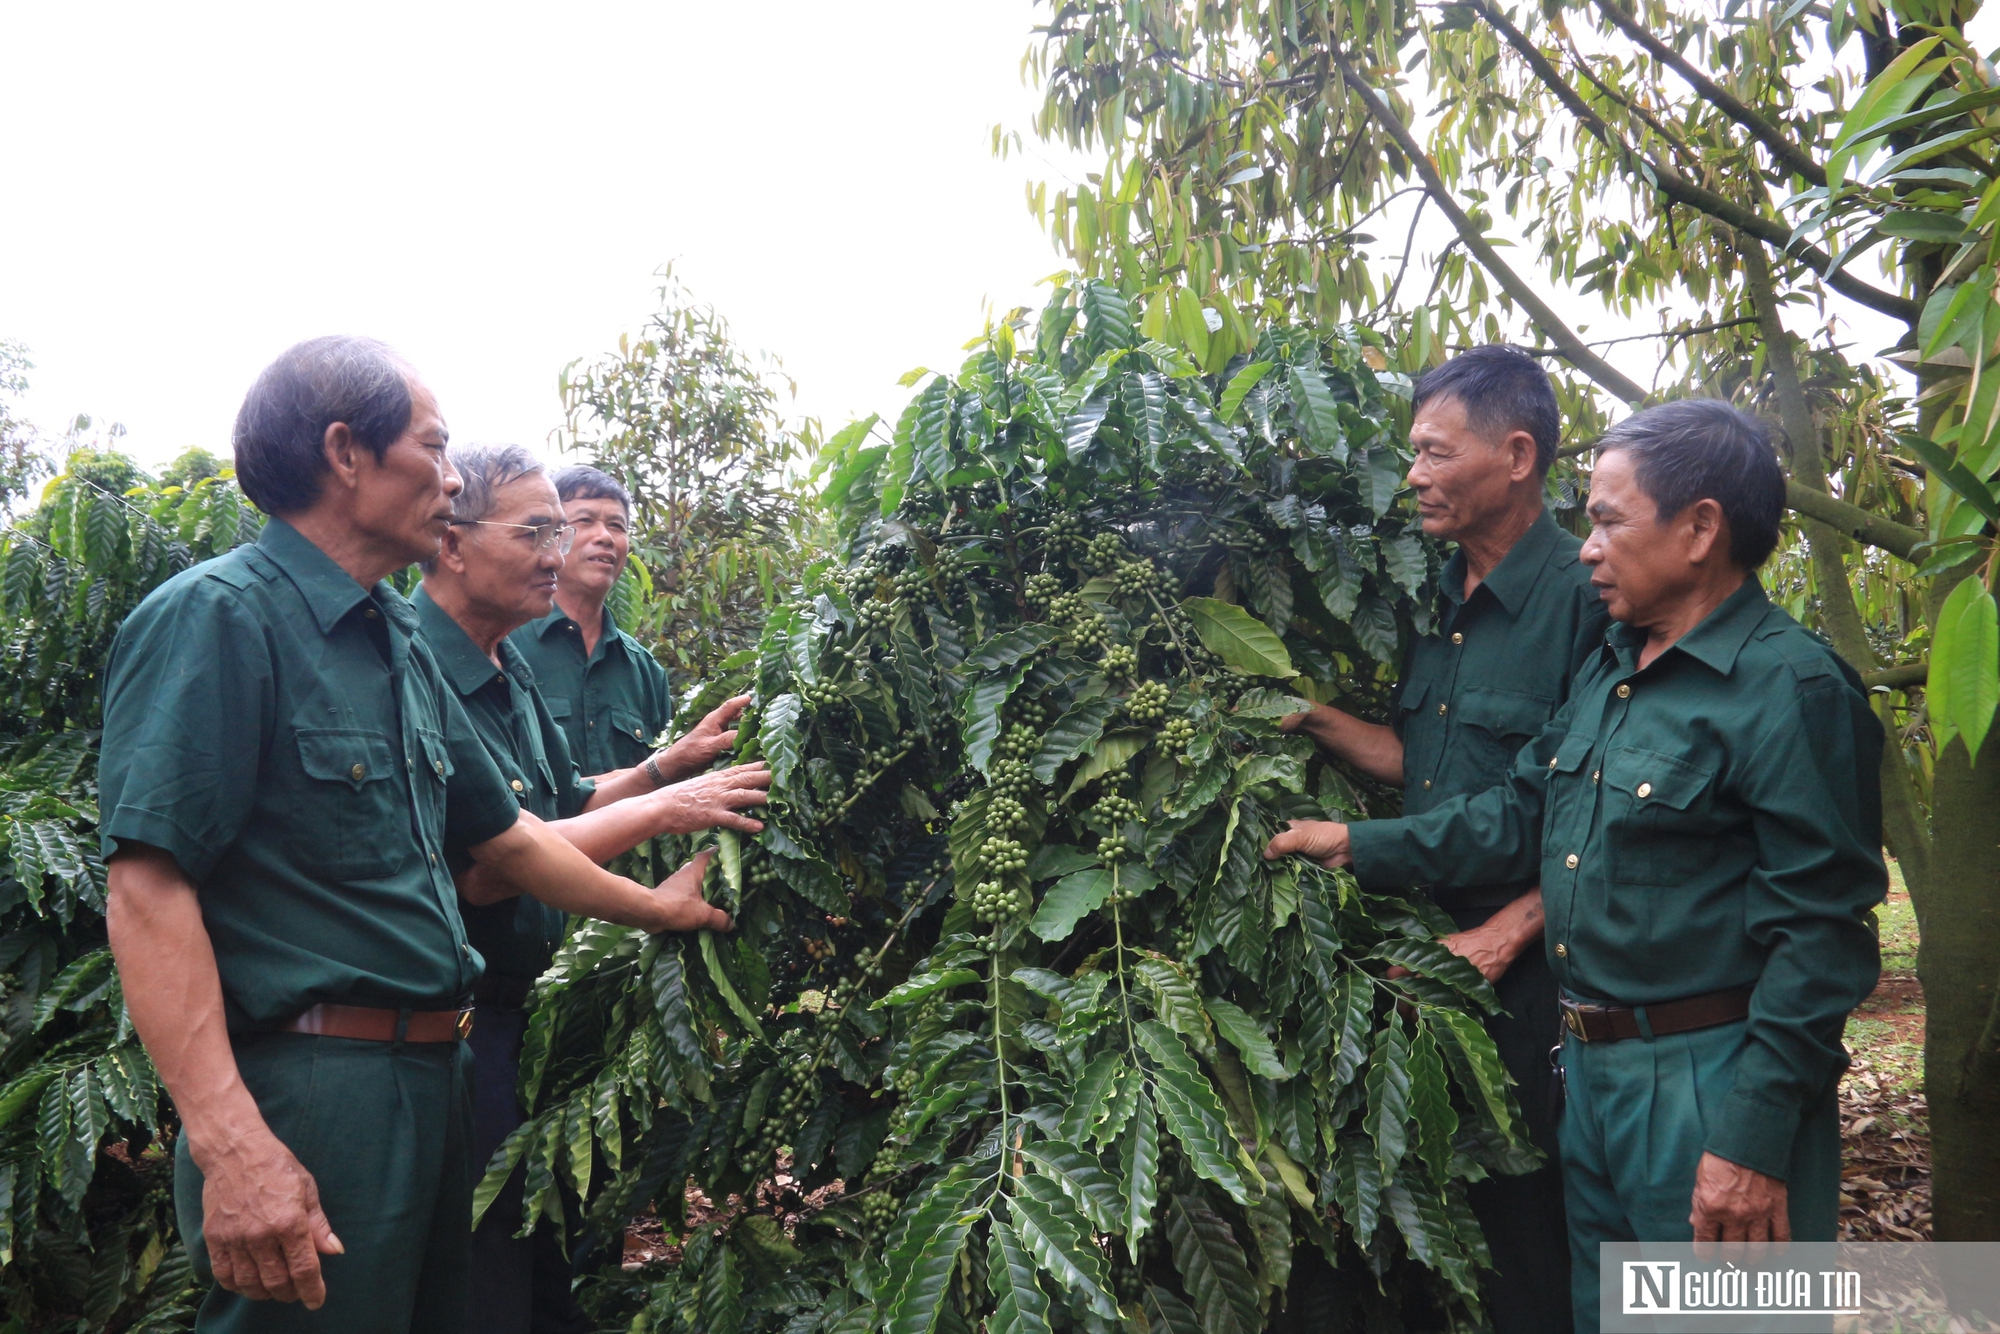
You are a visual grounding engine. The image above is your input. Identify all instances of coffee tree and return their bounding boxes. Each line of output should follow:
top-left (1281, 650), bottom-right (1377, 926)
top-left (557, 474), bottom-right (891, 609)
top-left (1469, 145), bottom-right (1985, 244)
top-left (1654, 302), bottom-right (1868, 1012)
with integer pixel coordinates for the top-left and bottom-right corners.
top-left (517, 284), bottom-right (1534, 1333)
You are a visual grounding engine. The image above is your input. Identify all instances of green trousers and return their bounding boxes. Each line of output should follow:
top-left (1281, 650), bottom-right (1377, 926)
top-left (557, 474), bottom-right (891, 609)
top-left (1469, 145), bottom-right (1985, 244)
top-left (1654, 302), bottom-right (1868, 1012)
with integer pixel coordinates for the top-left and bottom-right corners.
top-left (176, 1032), bottom-right (475, 1334)
top-left (1559, 1019), bottom-right (1842, 1334)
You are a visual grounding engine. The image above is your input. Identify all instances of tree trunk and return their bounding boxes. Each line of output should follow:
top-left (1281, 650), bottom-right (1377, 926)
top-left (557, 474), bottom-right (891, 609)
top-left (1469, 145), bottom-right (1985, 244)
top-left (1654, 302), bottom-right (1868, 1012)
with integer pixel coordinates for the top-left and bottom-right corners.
top-left (1923, 739), bottom-right (2000, 1239)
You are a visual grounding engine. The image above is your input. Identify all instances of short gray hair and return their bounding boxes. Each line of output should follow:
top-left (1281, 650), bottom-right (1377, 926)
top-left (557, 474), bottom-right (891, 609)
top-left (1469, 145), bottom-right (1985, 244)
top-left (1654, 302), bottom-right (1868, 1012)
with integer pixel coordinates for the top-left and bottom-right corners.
top-left (233, 336), bottom-right (415, 515)
top-left (421, 444), bottom-right (547, 574)
top-left (1595, 400), bottom-right (1785, 568)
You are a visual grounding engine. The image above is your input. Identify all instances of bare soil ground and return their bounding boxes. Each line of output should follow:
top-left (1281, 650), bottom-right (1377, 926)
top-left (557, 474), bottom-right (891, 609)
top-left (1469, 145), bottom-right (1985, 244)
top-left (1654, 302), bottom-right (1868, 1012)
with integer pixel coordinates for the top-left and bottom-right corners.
top-left (1841, 874), bottom-right (1929, 1241)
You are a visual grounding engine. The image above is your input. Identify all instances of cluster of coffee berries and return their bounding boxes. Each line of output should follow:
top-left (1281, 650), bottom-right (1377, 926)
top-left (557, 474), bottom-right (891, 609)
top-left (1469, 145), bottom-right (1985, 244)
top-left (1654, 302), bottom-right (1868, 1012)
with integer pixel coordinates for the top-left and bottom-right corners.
top-left (1114, 558), bottom-right (1166, 600)
top-left (804, 937), bottom-right (837, 962)
top-left (800, 679), bottom-right (843, 710)
top-left (861, 744), bottom-right (906, 770)
top-left (1045, 512), bottom-right (1087, 556)
top-left (853, 596), bottom-right (898, 631)
top-left (1046, 591), bottom-right (1086, 623)
top-left (1068, 614), bottom-right (1110, 650)
top-left (1085, 532), bottom-right (1126, 572)
top-left (972, 878), bottom-right (1031, 923)
top-left (995, 724), bottom-right (1040, 761)
top-left (1125, 679), bottom-right (1170, 722)
top-left (753, 1064), bottom-right (819, 1157)
top-left (747, 856), bottom-right (782, 887)
top-left (858, 1189), bottom-right (900, 1230)
top-left (1095, 792), bottom-right (1144, 826)
top-left (890, 568), bottom-right (927, 598)
top-left (979, 838), bottom-right (1028, 873)
top-left (987, 794), bottom-right (1028, 831)
top-left (935, 548), bottom-right (970, 588)
top-left (1024, 572), bottom-right (1062, 607)
top-left (1103, 643), bottom-right (1139, 680)
top-left (1159, 716), bottom-right (1197, 753)
top-left (989, 757), bottom-right (1035, 799)
top-left (1010, 698), bottom-right (1050, 728)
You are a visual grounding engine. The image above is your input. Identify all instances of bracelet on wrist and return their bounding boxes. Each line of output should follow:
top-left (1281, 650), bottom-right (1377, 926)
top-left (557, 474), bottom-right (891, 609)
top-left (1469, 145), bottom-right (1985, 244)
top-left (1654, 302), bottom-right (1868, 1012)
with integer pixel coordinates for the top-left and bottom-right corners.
top-left (644, 755), bottom-right (667, 788)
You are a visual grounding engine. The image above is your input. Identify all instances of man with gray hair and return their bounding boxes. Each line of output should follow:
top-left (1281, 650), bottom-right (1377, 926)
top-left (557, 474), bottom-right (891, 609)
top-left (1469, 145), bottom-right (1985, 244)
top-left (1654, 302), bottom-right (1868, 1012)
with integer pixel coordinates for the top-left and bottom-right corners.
top-left (99, 338), bottom-right (731, 1333)
top-left (412, 443), bottom-right (768, 1332)
top-left (1269, 400), bottom-right (1886, 1331)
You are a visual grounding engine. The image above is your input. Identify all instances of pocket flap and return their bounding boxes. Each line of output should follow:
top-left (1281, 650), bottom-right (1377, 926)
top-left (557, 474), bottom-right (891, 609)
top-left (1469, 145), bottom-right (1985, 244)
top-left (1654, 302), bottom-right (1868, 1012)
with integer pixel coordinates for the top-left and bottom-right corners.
top-left (297, 728), bottom-right (395, 790)
top-left (609, 708), bottom-right (652, 746)
top-left (544, 695), bottom-right (572, 719)
top-left (1603, 746), bottom-right (1711, 810)
top-left (1548, 733), bottom-right (1595, 775)
top-left (1455, 686), bottom-right (1553, 738)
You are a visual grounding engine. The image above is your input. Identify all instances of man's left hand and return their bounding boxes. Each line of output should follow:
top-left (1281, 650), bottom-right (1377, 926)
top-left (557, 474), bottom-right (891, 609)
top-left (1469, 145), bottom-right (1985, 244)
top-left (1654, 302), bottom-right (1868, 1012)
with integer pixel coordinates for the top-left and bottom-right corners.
top-left (655, 695), bottom-right (753, 783)
top-left (1690, 1152), bottom-right (1790, 1243)
top-left (648, 849), bottom-right (734, 934)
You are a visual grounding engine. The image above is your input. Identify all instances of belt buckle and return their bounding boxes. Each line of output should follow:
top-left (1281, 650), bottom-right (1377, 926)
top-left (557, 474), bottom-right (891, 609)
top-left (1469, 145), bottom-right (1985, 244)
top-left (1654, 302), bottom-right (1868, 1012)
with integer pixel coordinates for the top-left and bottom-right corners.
top-left (456, 1007), bottom-right (475, 1040)
top-left (1561, 1001), bottom-right (1596, 1042)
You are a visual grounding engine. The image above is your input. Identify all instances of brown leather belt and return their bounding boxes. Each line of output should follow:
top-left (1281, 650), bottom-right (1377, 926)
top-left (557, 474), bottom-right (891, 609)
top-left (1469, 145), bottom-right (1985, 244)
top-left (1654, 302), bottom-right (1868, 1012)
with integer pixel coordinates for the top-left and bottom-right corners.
top-left (283, 1003), bottom-right (474, 1043)
top-left (1559, 986), bottom-right (1752, 1044)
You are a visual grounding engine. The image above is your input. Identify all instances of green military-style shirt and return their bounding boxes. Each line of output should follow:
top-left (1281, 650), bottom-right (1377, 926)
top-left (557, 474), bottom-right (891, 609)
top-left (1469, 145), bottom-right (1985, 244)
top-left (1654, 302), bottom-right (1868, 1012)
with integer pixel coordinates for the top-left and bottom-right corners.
top-left (412, 587), bottom-right (595, 981)
top-left (1392, 508), bottom-right (1610, 907)
top-left (1348, 578), bottom-right (1886, 1178)
top-left (509, 603), bottom-right (672, 776)
top-left (99, 517), bottom-right (523, 1030)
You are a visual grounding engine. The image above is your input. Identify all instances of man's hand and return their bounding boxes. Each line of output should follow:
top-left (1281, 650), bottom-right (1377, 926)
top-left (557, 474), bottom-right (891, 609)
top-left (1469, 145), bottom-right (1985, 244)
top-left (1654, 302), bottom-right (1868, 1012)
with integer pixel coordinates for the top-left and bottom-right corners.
top-left (654, 762), bottom-right (771, 835)
top-left (655, 695), bottom-right (754, 784)
top-left (1690, 1152), bottom-right (1790, 1244)
top-left (647, 848), bottom-right (733, 933)
top-left (1271, 703), bottom-right (1405, 787)
top-left (1264, 819), bottom-right (1352, 868)
top-left (197, 1131), bottom-right (344, 1305)
top-left (1438, 888), bottom-right (1545, 983)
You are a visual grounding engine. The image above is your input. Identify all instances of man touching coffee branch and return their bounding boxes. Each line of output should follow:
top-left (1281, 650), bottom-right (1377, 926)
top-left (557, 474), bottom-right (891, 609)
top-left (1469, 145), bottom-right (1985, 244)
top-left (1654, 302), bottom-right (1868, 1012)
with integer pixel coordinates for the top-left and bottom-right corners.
top-left (1278, 346), bottom-right (1607, 1333)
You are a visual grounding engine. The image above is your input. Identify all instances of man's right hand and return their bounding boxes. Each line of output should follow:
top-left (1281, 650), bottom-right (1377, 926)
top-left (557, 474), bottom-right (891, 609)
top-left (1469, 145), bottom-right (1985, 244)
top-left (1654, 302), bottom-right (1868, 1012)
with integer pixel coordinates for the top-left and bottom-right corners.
top-left (647, 848), bottom-right (734, 933)
top-left (1264, 819), bottom-right (1353, 868)
top-left (654, 762), bottom-right (771, 835)
top-left (196, 1130), bottom-right (343, 1306)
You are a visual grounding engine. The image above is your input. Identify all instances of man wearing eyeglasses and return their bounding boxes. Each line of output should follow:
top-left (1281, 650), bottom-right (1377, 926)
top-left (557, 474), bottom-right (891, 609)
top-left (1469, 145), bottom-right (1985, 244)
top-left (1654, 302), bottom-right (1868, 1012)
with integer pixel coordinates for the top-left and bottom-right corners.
top-left (510, 466), bottom-right (698, 781)
top-left (412, 444), bottom-right (768, 1334)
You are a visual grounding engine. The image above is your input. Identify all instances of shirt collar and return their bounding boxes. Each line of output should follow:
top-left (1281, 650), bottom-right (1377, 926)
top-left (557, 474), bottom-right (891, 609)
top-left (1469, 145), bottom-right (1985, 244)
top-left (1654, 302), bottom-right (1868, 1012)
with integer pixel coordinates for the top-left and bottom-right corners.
top-left (256, 515), bottom-right (402, 635)
top-left (1441, 507), bottom-right (1564, 614)
top-left (411, 584), bottom-right (509, 698)
top-left (523, 601), bottom-right (623, 655)
top-left (1609, 577), bottom-right (1773, 676)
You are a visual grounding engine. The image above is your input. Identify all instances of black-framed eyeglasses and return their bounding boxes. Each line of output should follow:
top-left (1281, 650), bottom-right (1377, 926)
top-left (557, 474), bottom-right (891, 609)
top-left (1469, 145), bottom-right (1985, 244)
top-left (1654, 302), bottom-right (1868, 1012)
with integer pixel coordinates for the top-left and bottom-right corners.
top-left (451, 520), bottom-right (576, 555)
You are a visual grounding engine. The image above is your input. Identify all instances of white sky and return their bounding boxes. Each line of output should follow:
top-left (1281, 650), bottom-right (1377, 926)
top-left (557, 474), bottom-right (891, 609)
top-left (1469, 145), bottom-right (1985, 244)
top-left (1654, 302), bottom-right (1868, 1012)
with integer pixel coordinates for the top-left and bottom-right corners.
top-left (7, 2), bottom-right (1980, 476)
top-left (0, 1), bottom-right (1085, 470)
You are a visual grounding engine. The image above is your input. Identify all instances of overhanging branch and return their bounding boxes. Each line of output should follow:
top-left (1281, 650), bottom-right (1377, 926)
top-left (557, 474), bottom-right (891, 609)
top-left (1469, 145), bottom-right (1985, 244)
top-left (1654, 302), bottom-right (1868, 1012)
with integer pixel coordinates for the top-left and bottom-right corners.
top-left (1594, 0), bottom-right (1828, 187)
top-left (1465, 0), bottom-right (1919, 326)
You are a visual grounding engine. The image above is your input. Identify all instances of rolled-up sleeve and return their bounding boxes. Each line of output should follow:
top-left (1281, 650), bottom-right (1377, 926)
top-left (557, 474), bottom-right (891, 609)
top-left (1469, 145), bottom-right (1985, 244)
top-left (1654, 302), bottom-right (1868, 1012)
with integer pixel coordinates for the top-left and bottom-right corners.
top-left (99, 583), bottom-right (270, 882)
top-left (1705, 675), bottom-right (1885, 1178)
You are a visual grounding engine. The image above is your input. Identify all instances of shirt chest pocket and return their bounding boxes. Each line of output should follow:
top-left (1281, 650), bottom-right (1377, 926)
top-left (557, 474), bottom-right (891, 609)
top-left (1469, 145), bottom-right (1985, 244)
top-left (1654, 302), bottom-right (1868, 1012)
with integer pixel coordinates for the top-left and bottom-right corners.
top-left (544, 695), bottom-right (573, 720)
top-left (1453, 686), bottom-right (1552, 771)
top-left (1601, 746), bottom-right (1722, 886)
top-left (608, 707), bottom-right (652, 761)
top-left (293, 728), bottom-right (403, 879)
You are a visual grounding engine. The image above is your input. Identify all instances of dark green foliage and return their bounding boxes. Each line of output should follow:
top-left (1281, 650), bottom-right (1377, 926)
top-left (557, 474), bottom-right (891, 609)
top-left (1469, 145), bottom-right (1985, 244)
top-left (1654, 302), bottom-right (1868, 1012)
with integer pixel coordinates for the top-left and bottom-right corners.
top-left (0, 463), bottom-right (259, 1329)
top-left (534, 285), bottom-right (1532, 1332)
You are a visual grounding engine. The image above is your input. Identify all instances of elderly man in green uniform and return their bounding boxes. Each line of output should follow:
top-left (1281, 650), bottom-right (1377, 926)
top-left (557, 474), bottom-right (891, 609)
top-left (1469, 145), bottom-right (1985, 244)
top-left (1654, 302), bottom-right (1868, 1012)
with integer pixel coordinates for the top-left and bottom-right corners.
top-left (511, 466), bottom-right (685, 778)
top-left (1278, 345), bottom-right (1603, 1333)
top-left (1268, 400), bottom-right (1885, 1333)
top-left (411, 444), bottom-right (769, 1333)
top-left (100, 337), bottom-right (731, 1334)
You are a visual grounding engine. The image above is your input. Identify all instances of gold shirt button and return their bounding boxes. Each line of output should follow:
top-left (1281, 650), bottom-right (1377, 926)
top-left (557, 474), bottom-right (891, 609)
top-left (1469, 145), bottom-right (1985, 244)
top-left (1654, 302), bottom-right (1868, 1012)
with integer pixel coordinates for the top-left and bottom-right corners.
top-left (1565, 853), bottom-right (1579, 869)
top-left (1637, 782), bottom-right (1653, 799)
top-left (1555, 942), bottom-right (1568, 957)
top-left (431, 852), bottom-right (438, 865)
top-left (1616, 684), bottom-right (1632, 699)
top-left (1593, 770), bottom-right (1601, 783)
top-left (511, 779), bottom-right (524, 792)
top-left (1438, 703), bottom-right (1449, 716)
top-left (1451, 632), bottom-right (1463, 645)
top-left (1423, 779), bottom-right (1432, 789)
top-left (1548, 757), bottom-right (1559, 770)
top-left (434, 759), bottom-right (445, 775)
top-left (349, 763), bottom-right (365, 780)
top-left (364, 607), bottom-right (378, 619)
